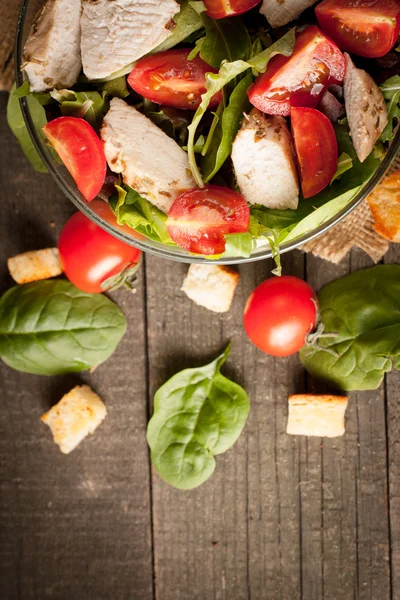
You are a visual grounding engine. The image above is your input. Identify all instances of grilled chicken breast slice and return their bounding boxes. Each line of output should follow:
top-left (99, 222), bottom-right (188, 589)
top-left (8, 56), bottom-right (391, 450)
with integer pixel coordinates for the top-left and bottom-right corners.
top-left (101, 98), bottom-right (195, 213)
top-left (260, 0), bottom-right (318, 27)
top-left (81, 0), bottom-right (179, 80)
top-left (232, 109), bottom-right (299, 210)
top-left (343, 54), bottom-right (388, 163)
top-left (22, 0), bottom-right (82, 92)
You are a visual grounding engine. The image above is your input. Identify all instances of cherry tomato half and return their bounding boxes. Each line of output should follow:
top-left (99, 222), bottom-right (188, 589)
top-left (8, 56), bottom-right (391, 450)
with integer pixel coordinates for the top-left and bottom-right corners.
top-left (316, 0), bottom-right (400, 59)
top-left (58, 207), bottom-right (141, 294)
top-left (291, 107), bottom-right (338, 199)
top-left (248, 26), bottom-right (346, 116)
top-left (166, 185), bottom-right (250, 255)
top-left (128, 49), bottom-right (222, 110)
top-left (244, 276), bottom-right (318, 357)
top-left (202, 0), bottom-right (260, 19)
top-left (43, 117), bottom-right (106, 202)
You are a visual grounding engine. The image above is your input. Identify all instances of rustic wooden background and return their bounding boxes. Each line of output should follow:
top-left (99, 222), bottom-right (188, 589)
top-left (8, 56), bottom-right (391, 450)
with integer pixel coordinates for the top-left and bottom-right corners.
top-left (0, 91), bottom-right (400, 600)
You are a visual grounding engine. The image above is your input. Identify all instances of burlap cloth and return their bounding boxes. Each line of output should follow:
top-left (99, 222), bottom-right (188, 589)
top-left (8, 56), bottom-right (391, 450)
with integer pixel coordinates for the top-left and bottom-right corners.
top-left (1, 0), bottom-right (398, 264)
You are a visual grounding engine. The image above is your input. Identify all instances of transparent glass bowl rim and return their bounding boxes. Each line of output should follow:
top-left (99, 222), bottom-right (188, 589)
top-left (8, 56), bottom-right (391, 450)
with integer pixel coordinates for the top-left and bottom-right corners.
top-left (15, 0), bottom-right (400, 265)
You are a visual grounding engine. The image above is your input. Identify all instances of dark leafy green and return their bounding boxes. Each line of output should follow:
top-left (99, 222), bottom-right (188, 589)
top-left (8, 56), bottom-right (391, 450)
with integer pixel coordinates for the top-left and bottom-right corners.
top-left (198, 13), bottom-right (251, 68)
top-left (110, 185), bottom-right (174, 244)
top-left (7, 83), bottom-right (48, 173)
top-left (100, 76), bottom-right (130, 99)
top-left (50, 89), bottom-right (109, 130)
top-left (380, 75), bottom-right (400, 142)
top-left (147, 344), bottom-right (250, 490)
top-left (202, 71), bottom-right (252, 182)
top-left (0, 280), bottom-right (127, 376)
top-left (300, 265), bottom-right (400, 391)
top-left (152, 0), bottom-right (205, 53)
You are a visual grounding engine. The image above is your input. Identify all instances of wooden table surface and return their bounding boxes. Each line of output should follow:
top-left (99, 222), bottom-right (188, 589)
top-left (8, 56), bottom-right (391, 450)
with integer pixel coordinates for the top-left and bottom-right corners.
top-left (1, 90), bottom-right (400, 600)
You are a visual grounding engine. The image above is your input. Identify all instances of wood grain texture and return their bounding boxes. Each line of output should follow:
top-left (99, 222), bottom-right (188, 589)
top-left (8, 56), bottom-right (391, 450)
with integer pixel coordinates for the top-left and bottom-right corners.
top-left (0, 93), bottom-right (154, 600)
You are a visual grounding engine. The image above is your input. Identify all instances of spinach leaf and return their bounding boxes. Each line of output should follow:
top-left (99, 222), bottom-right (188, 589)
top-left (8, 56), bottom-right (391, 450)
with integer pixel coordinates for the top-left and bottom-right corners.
top-left (300, 265), bottom-right (400, 391)
top-left (198, 13), bottom-right (251, 68)
top-left (7, 84), bottom-right (48, 173)
top-left (380, 75), bottom-right (400, 142)
top-left (110, 185), bottom-right (174, 244)
top-left (187, 28), bottom-right (296, 185)
top-left (202, 71), bottom-right (252, 182)
top-left (0, 280), bottom-right (127, 376)
top-left (50, 89), bottom-right (109, 130)
top-left (147, 343), bottom-right (250, 490)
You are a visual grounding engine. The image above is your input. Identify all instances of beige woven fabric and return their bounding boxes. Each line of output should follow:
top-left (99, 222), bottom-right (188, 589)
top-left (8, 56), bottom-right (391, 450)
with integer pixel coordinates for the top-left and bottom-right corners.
top-left (302, 155), bottom-right (400, 264)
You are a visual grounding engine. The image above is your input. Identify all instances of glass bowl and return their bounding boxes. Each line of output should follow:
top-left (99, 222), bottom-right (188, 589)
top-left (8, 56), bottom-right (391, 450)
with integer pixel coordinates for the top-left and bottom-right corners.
top-left (15, 0), bottom-right (400, 265)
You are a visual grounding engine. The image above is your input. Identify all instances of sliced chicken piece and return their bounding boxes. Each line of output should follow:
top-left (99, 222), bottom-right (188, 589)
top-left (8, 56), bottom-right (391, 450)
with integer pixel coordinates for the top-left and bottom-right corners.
top-left (81, 0), bottom-right (179, 80)
top-left (231, 109), bottom-right (299, 210)
top-left (260, 0), bottom-right (318, 27)
top-left (101, 98), bottom-right (195, 213)
top-left (22, 0), bottom-right (82, 92)
top-left (343, 54), bottom-right (388, 163)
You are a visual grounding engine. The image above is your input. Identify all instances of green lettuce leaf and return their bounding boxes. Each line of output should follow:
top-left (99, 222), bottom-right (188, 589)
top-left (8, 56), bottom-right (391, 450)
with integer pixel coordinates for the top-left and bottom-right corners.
top-left (99, 76), bottom-right (130, 99)
top-left (187, 28), bottom-right (296, 186)
top-left (198, 13), bottom-right (251, 68)
top-left (380, 75), bottom-right (400, 142)
top-left (7, 83), bottom-right (48, 173)
top-left (331, 152), bottom-right (353, 183)
top-left (50, 89), bottom-right (109, 130)
top-left (110, 185), bottom-right (174, 244)
top-left (202, 71), bottom-right (252, 182)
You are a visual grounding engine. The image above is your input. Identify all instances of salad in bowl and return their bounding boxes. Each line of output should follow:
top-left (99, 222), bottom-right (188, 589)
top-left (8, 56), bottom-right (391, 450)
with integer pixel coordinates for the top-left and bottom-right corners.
top-left (11, 0), bottom-right (400, 262)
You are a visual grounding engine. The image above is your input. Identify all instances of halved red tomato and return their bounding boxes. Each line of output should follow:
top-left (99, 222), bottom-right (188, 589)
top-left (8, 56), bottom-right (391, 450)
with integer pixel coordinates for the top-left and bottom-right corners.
top-left (166, 185), bottom-right (250, 255)
top-left (316, 0), bottom-right (400, 59)
top-left (128, 49), bottom-right (222, 110)
top-left (202, 0), bottom-right (260, 19)
top-left (43, 117), bottom-right (106, 202)
top-left (291, 107), bottom-right (338, 199)
top-left (248, 26), bottom-right (346, 116)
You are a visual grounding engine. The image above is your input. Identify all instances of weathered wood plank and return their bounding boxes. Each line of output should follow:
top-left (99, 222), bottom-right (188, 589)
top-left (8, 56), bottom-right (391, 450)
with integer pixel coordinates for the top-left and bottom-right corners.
top-left (385, 244), bottom-right (400, 600)
top-left (305, 248), bottom-right (392, 600)
top-left (145, 250), bottom-right (305, 600)
top-left (0, 93), bottom-right (154, 600)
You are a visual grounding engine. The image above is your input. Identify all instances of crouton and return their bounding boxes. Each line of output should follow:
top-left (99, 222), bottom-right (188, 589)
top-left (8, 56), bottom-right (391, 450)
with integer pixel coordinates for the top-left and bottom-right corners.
top-left (7, 248), bottom-right (63, 284)
top-left (181, 264), bottom-right (239, 313)
top-left (41, 385), bottom-right (107, 454)
top-left (286, 394), bottom-right (348, 438)
top-left (367, 170), bottom-right (400, 242)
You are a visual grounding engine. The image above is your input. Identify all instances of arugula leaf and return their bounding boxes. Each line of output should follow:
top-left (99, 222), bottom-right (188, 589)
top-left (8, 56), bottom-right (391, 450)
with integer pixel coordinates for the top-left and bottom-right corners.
top-left (380, 75), bottom-right (400, 142)
top-left (110, 185), bottom-right (174, 244)
top-left (187, 28), bottom-right (296, 186)
top-left (331, 152), bottom-right (353, 183)
top-left (198, 13), bottom-right (251, 68)
top-left (147, 343), bottom-right (250, 490)
top-left (202, 71), bottom-right (252, 182)
top-left (300, 265), bottom-right (400, 391)
top-left (7, 83), bottom-right (48, 173)
top-left (50, 89), bottom-right (109, 130)
top-left (0, 280), bottom-right (127, 376)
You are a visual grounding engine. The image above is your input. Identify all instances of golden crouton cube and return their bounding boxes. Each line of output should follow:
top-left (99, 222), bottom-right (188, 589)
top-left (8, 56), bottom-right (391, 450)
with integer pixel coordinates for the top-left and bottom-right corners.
top-left (181, 264), bottom-right (240, 313)
top-left (367, 170), bottom-right (400, 242)
top-left (287, 394), bottom-right (348, 438)
top-left (41, 385), bottom-right (107, 454)
top-left (8, 248), bottom-right (63, 284)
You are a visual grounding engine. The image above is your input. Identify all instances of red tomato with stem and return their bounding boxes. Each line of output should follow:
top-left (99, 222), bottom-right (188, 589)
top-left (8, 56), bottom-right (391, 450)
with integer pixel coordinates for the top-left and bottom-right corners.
top-left (166, 185), bottom-right (250, 255)
top-left (244, 276), bottom-right (318, 357)
top-left (316, 0), bottom-right (400, 59)
top-left (248, 26), bottom-right (346, 116)
top-left (291, 107), bottom-right (338, 199)
top-left (43, 117), bottom-right (106, 202)
top-left (202, 0), bottom-right (260, 19)
top-left (58, 206), bottom-right (142, 294)
top-left (128, 49), bottom-right (222, 110)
